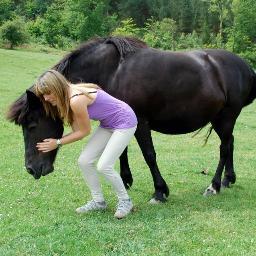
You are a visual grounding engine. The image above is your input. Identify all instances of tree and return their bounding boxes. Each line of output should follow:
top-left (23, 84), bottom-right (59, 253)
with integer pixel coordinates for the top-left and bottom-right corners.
top-left (117, 0), bottom-right (152, 26)
top-left (0, 16), bottom-right (29, 48)
top-left (0, 0), bottom-right (15, 25)
top-left (229, 0), bottom-right (256, 52)
top-left (112, 18), bottom-right (141, 37)
top-left (208, 0), bottom-right (233, 46)
top-left (143, 18), bottom-right (177, 50)
top-left (179, 0), bottom-right (193, 33)
top-left (177, 31), bottom-right (203, 50)
top-left (64, 0), bottom-right (118, 42)
top-left (40, 0), bottom-right (68, 47)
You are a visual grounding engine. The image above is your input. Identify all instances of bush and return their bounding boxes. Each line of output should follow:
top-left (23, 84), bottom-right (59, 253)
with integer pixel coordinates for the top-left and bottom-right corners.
top-left (238, 46), bottom-right (256, 69)
top-left (0, 17), bottom-right (29, 48)
top-left (143, 18), bottom-right (177, 50)
top-left (203, 33), bottom-right (223, 49)
top-left (112, 18), bottom-right (141, 37)
top-left (26, 17), bottom-right (44, 39)
top-left (176, 31), bottom-right (203, 50)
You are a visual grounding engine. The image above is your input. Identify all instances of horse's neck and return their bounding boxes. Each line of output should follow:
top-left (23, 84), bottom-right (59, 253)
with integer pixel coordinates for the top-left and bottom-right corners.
top-left (96, 44), bottom-right (121, 89)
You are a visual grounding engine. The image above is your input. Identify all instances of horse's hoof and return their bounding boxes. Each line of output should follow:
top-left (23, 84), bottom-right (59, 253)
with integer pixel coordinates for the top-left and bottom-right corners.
top-left (149, 198), bottom-right (162, 204)
top-left (151, 191), bottom-right (168, 203)
top-left (203, 184), bottom-right (217, 196)
top-left (221, 181), bottom-right (230, 188)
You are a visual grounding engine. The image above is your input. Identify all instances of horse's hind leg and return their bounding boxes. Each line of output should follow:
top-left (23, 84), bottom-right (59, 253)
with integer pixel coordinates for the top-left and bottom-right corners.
top-left (222, 135), bottom-right (236, 188)
top-left (135, 118), bottom-right (169, 202)
top-left (204, 110), bottom-right (237, 196)
top-left (120, 147), bottom-right (133, 188)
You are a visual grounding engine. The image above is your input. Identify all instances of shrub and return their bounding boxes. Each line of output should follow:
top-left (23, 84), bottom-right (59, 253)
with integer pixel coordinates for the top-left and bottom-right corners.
top-left (176, 31), bottom-right (203, 50)
top-left (238, 46), bottom-right (256, 69)
top-left (0, 17), bottom-right (29, 49)
top-left (143, 18), bottom-right (177, 50)
top-left (112, 18), bottom-right (141, 37)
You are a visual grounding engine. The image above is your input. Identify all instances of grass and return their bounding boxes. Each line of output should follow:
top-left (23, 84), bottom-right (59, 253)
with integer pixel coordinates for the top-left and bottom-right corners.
top-left (1, 47), bottom-right (256, 255)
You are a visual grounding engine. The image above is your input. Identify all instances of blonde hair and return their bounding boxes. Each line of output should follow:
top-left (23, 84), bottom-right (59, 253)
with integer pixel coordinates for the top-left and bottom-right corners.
top-left (34, 69), bottom-right (100, 124)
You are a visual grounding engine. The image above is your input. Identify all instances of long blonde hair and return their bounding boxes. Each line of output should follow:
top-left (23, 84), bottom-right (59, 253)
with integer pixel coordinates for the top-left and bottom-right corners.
top-left (34, 70), bottom-right (100, 124)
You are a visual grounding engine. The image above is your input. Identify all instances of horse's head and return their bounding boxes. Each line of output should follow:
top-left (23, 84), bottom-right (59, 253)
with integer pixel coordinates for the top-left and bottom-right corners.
top-left (7, 90), bottom-right (64, 179)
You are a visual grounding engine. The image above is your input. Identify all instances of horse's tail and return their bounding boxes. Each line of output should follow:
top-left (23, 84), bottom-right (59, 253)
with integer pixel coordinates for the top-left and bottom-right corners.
top-left (244, 69), bottom-right (256, 106)
top-left (192, 125), bottom-right (213, 146)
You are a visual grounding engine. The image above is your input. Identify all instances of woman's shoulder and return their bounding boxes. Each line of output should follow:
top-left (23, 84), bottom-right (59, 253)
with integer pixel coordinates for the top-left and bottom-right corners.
top-left (70, 91), bottom-right (91, 106)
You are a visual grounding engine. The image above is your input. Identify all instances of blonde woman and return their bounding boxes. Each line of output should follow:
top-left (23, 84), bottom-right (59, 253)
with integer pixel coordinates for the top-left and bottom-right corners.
top-left (35, 70), bottom-right (137, 219)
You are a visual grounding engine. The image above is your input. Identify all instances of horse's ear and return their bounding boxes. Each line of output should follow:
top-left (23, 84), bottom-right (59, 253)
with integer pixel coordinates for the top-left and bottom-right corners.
top-left (26, 90), bottom-right (42, 110)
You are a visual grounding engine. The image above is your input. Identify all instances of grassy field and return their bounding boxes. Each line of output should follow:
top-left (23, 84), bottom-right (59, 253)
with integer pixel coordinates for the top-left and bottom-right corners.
top-left (1, 48), bottom-right (256, 256)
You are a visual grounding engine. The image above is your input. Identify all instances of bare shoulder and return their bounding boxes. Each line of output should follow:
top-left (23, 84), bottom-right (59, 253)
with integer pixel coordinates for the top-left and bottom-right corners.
top-left (70, 95), bottom-right (90, 111)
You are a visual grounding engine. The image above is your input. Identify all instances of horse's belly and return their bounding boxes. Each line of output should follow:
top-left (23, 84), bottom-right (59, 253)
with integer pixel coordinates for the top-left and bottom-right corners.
top-left (149, 118), bottom-right (210, 134)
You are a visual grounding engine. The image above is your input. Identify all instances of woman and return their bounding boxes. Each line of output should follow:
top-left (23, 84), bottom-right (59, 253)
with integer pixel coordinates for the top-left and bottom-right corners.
top-left (35, 70), bottom-right (137, 219)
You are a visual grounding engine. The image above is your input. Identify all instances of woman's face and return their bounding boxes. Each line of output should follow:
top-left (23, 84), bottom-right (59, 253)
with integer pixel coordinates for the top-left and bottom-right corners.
top-left (43, 92), bottom-right (57, 106)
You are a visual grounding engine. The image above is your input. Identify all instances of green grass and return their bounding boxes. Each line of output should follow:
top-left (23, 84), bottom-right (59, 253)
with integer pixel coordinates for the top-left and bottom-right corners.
top-left (1, 48), bottom-right (256, 255)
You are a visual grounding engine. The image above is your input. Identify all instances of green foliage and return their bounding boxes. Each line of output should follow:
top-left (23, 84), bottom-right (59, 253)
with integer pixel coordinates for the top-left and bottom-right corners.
top-left (117, 0), bottom-right (153, 27)
top-left (60, 0), bottom-right (118, 42)
top-left (208, 0), bottom-right (233, 47)
top-left (26, 16), bottom-right (44, 39)
top-left (0, 17), bottom-right (29, 48)
top-left (229, 0), bottom-right (256, 53)
top-left (112, 18), bottom-right (141, 37)
top-left (0, 0), bottom-right (15, 25)
top-left (177, 31), bottom-right (203, 50)
top-left (238, 45), bottom-right (256, 68)
top-left (22, 0), bottom-right (54, 20)
top-left (0, 0), bottom-right (255, 57)
top-left (178, 0), bottom-right (193, 33)
top-left (204, 33), bottom-right (223, 49)
top-left (143, 18), bottom-right (177, 50)
top-left (40, 1), bottom-right (69, 48)
top-left (78, 1), bottom-right (117, 41)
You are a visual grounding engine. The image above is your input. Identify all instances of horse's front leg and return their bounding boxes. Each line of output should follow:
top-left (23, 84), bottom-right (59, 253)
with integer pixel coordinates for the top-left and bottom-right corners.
top-left (120, 147), bottom-right (133, 189)
top-left (135, 118), bottom-right (169, 202)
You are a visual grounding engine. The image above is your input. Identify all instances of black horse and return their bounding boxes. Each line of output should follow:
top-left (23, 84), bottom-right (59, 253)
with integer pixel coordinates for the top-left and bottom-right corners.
top-left (7, 36), bottom-right (256, 201)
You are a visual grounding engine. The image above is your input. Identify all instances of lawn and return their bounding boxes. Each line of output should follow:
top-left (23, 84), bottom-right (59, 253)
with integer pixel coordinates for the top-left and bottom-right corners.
top-left (1, 48), bottom-right (256, 255)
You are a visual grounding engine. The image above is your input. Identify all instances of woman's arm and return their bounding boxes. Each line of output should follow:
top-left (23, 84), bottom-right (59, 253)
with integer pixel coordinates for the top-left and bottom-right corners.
top-left (37, 95), bottom-right (91, 152)
top-left (60, 96), bottom-right (91, 145)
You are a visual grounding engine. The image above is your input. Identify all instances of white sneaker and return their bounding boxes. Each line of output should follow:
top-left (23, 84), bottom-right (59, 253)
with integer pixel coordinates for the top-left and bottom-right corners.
top-left (114, 199), bottom-right (133, 219)
top-left (76, 200), bottom-right (107, 213)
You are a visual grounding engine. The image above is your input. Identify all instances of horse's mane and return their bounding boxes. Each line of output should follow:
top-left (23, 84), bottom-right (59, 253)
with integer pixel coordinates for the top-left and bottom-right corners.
top-left (53, 36), bottom-right (148, 75)
top-left (6, 93), bottom-right (28, 125)
top-left (7, 36), bottom-right (148, 124)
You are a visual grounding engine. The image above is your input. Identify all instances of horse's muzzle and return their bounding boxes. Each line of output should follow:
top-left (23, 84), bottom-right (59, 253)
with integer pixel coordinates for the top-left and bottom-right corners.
top-left (26, 164), bottom-right (54, 179)
top-left (26, 166), bottom-right (41, 179)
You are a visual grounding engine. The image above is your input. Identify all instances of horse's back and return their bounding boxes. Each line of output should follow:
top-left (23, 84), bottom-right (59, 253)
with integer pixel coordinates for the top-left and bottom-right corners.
top-left (112, 47), bottom-right (255, 134)
top-left (117, 48), bottom-right (253, 108)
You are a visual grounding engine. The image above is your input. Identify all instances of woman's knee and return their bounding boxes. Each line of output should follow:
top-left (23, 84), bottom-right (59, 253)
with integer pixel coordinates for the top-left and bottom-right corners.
top-left (97, 161), bottom-right (111, 173)
top-left (78, 154), bottom-right (94, 169)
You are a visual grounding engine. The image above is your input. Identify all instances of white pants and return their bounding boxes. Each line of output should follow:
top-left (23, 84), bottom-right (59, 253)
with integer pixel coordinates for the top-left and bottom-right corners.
top-left (78, 126), bottom-right (137, 202)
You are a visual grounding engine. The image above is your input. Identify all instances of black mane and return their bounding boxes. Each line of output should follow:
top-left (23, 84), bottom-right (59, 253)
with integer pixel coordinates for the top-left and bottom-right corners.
top-left (7, 93), bottom-right (29, 125)
top-left (53, 36), bottom-right (148, 75)
top-left (7, 88), bottom-right (43, 125)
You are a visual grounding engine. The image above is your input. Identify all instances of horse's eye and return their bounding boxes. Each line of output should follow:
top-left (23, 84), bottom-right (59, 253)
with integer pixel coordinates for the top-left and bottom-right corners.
top-left (28, 121), bottom-right (37, 131)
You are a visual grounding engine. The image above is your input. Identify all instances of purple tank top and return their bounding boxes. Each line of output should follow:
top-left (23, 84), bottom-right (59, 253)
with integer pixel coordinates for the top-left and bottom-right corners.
top-left (87, 90), bottom-right (137, 129)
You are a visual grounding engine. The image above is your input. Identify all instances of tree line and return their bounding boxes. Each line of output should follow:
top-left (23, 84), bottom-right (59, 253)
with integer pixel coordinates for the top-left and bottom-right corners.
top-left (0, 0), bottom-right (255, 66)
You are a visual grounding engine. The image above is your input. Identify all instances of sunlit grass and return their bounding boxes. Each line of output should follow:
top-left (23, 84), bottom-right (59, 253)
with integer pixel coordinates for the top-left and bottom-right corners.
top-left (1, 48), bottom-right (256, 255)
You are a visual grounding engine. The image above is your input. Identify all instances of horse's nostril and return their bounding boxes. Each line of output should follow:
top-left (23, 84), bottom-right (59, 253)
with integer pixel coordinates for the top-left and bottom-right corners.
top-left (27, 167), bottom-right (34, 175)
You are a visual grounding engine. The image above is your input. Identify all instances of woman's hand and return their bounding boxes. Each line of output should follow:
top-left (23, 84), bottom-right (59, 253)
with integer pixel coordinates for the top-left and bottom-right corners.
top-left (36, 138), bottom-right (58, 153)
